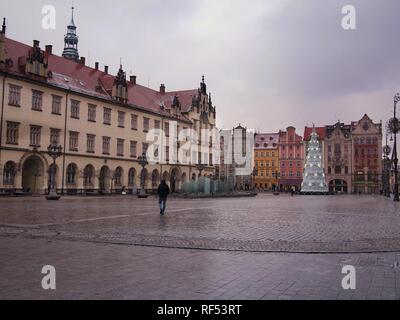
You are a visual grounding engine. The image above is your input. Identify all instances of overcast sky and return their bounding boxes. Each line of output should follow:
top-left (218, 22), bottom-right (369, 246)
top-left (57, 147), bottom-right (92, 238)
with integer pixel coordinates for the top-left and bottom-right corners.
top-left (1, 0), bottom-right (399, 134)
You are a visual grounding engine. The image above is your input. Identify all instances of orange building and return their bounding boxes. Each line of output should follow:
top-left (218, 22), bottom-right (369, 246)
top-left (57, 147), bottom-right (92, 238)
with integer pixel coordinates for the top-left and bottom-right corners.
top-left (254, 133), bottom-right (279, 191)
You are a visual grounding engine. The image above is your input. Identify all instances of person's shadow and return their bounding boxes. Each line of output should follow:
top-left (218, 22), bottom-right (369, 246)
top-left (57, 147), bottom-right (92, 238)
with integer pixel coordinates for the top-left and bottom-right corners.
top-left (158, 214), bottom-right (168, 231)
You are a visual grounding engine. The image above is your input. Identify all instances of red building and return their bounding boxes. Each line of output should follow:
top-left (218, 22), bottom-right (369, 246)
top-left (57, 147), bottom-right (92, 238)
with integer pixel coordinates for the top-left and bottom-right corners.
top-left (351, 114), bottom-right (382, 194)
top-left (278, 126), bottom-right (304, 192)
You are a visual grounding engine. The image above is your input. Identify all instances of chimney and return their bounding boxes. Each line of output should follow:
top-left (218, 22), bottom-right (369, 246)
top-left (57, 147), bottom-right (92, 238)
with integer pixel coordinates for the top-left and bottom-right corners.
top-left (95, 62), bottom-right (99, 70)
top-left (33, 40), bottom-right (40, 48)
top-left (160, 84), bottom-right (166, 95)
top-left (104, 65), bottom-right (108, 74)
top-left (130, 75), bottom-right (136, 85)
top-left (80, 56), bottom-right (86, 65)
top-left (45, 45), bottom-right (52, 55)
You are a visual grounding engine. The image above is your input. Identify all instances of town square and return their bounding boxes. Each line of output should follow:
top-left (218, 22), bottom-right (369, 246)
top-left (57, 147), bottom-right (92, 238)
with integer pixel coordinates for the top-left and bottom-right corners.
top-left (1, 0), bottom-right (400, 304)
top-left (1, 194), bottom-right (400, 300)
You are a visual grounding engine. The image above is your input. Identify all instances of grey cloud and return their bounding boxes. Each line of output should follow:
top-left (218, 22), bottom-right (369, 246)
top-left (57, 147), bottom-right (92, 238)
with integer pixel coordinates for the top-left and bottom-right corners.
top-left (0, 0), bottom-right (399, 133)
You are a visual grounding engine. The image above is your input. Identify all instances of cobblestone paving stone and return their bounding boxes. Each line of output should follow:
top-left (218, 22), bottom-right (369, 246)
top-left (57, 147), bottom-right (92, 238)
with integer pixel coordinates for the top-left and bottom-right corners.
top-left (1, 194), bottom-right (400, 299)
top-left (1, 237), bottom-right (400, 300)
top-left (0, 194), bottom-right (399, 252)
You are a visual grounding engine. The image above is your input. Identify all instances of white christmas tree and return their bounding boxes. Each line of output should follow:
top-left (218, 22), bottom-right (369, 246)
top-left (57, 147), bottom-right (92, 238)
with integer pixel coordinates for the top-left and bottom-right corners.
top-left (301, 127), bottom-right (328, 194)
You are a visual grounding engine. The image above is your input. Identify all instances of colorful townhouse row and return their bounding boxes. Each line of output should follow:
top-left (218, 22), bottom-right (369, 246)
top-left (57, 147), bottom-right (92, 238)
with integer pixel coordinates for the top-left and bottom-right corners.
top-left (254, 114), bottom-right (383, 194)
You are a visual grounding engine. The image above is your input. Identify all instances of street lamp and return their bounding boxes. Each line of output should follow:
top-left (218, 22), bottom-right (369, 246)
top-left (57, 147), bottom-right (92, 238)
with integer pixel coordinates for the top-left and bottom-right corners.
top-left (46, 143), bottom-right (62, 200)
top-left (389, 93), bottom-right (400, 202)
top-left (252, 163), bottom-right (259, 191)
top-left (383, 133), bottom-right (392, 198)
top-left (196, 163), bottom-right (206, 177)
top-left (273, 170), bottom-right (280, 195)
top-left (138, 153), bottom-right (149, 198)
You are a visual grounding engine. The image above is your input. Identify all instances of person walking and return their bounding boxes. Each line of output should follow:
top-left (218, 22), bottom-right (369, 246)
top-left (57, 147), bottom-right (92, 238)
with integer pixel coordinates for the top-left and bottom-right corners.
top-left (157, 180), bottom-right (170, 215)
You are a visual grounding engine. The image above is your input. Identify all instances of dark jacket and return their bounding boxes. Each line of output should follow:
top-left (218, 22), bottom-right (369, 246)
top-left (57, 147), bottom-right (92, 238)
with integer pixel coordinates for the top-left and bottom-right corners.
top-left (158, 183), bottom-right (170, 199)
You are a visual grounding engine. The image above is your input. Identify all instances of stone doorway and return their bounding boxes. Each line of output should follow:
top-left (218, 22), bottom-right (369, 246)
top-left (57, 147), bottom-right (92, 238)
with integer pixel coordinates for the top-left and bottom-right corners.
top-left (22, 155), bottom-right (45, 194)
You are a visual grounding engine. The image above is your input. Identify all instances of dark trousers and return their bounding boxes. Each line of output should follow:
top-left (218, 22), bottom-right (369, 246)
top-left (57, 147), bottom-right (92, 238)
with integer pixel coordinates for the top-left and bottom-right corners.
top-left (159, 198), bottom-right (167, 212)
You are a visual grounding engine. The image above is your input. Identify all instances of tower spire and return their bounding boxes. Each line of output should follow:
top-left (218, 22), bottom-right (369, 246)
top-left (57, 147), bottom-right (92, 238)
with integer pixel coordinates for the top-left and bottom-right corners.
top-left (1, 17), bottom-right (6, 34)
top-left (71, 5), bottom-right (75, 26)
top-left (62, 5), bottom-right (79, 61)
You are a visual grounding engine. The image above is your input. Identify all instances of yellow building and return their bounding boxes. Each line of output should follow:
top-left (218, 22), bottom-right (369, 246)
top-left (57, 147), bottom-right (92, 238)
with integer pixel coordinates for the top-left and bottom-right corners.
top-left (0, 14), bottom-right (217, 195)
top-left (254, 133), bottom-right (279, 191)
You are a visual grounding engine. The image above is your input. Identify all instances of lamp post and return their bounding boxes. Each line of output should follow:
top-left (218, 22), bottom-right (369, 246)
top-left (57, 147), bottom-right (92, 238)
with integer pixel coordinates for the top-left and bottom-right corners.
top-left (46, 143), bottom-right (62, 200)
top-left (274, 170), bottom-right (280, 195)
top-left (252, 163), bottom-right (259, 191)
top-left (391, 93), bottom-right (400, 201)
top-left (383, 135), bottom-right (391, 198)
top-left (196, 163), bottom-right (206, 177)
top-left (138, 153), bottom-right (149, 198)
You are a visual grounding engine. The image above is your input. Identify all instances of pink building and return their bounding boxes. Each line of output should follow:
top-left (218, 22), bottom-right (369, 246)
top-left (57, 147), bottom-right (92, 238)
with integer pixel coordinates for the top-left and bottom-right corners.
top-left (278, 127), bottom-right (304, 192)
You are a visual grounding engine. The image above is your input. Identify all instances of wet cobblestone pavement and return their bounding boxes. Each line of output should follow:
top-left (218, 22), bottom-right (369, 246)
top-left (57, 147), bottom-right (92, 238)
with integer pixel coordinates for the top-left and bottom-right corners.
top-left (1, 194), bottom-right (400, 299)
top-left (1, 194), bottom-right (400, 252)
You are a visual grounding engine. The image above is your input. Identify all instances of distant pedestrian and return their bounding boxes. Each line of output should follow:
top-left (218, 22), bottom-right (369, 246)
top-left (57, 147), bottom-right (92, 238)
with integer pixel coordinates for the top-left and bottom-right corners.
top-left (157, 180), bottom-right (170, 215)
top-left (291, 186), bottom-right (295, 196)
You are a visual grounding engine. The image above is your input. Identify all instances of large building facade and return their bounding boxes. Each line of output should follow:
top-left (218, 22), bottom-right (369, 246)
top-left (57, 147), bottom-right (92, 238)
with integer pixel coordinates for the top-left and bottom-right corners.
top-left (278, 127), bottom-right (304, 192)
top-left (254, 133), bottom-right (279, 191)
top-left (324, 122), bottom-right (353, 193)
top-left (351, 115), bottom-right (382, 194)
top-left (0, 15), bottom-right (217, 195)
top-left (306, 115), bottom-right (383, 194)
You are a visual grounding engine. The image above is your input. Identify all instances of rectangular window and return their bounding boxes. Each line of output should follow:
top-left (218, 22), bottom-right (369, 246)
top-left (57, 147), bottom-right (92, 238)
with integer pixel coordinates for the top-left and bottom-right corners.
top-left (70, 99), bottom-right (80, 119)
top-left (103, 108), bottom-right (111, 125)
top-left (88, 104), bottom-right (97, 122)
top-left (130, 141), bottom-right (137, 158)
top-left (52, 95), bottom-right (62, 115)
top-left (102, 136), bottom-right (111, 155)
top-left (69, 131), bottom-right (79, 151)
top-left (118, 111), bottom-right (125, 128)
top-left (143, 117), bottom-right (150, 132)
top-left (165, 122), bottom-right (170, 137)
top-left (154, 120), bottom-right (161, 129)
top-left (117, 138), bottom-right (124, 156)
top-left (131, 114), bottom-right (138, 130)
top-left (87, 134), bottom-right (95, 153)
top-left (32, 90), bottom-right (43, 111)
top-left (6, 121), bottom-right (19, 145)
top-left (8, 84), bottom-right (21, 106)
top-left (30, 125), bottom-right (41, 147)
top-left (166, 146), bottom-right (170, 163)
top-left (50, 128), bottom-right (61, 145)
